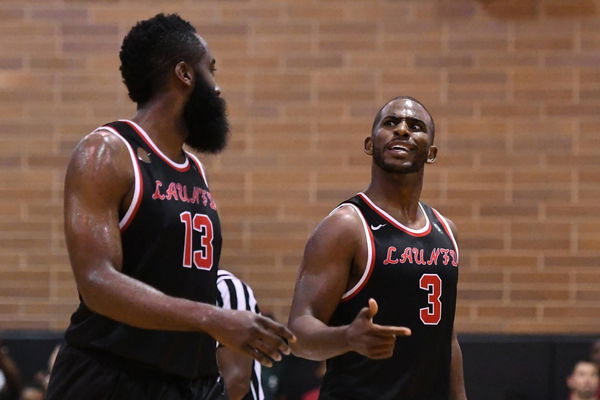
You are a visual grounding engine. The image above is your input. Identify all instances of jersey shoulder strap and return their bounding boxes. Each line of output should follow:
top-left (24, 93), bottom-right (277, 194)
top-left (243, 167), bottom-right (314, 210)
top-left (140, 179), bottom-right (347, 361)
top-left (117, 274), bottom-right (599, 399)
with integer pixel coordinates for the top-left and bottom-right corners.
top-left (102, 120), bottom-right (149, 150)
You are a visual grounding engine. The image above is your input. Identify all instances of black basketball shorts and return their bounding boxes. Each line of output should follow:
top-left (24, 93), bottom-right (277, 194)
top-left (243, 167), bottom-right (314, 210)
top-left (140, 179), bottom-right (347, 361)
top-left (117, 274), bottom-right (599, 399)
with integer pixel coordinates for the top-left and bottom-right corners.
top-left (46, 345), bottom-right (227, 400)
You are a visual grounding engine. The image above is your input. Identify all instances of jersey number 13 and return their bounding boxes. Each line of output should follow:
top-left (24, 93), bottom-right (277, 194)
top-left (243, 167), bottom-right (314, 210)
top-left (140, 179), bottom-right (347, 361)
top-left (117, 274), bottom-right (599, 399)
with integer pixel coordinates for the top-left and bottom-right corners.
top-left (180, 211), bottom-right (214, 270)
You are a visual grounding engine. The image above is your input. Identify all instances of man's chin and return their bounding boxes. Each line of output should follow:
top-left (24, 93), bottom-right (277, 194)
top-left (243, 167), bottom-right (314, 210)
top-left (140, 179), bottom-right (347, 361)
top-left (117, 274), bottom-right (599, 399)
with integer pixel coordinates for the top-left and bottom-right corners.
top-left (185, 130), bottom-right (229, 154)
top-left (185, 143), bottom-right (227, 154)
top-left (377, 162), bottom-right (424, 174)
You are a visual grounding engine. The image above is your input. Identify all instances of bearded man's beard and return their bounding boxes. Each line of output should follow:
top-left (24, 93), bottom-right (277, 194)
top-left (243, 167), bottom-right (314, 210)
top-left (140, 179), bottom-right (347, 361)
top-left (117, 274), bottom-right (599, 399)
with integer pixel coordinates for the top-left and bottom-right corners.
top-left (183, 75), bottom-right (229, 153)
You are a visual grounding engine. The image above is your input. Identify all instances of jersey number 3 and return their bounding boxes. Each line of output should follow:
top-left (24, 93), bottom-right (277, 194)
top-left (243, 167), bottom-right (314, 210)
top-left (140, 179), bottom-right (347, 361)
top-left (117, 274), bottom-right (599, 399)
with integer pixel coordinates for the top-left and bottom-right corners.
top-left (419, 274), bottom-right (442, 325)
top-left (180, 211), bottom-right (214, 270)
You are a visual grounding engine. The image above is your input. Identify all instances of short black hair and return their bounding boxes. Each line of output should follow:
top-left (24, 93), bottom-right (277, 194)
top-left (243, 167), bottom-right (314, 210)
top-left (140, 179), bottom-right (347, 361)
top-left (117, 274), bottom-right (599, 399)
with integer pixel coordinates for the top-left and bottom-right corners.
top-left (120, 13), bottom-right (204, 105)
top-left (571, 359), bottom-right (598, 371)
top-left (371, 96), bottom-right (436, 139)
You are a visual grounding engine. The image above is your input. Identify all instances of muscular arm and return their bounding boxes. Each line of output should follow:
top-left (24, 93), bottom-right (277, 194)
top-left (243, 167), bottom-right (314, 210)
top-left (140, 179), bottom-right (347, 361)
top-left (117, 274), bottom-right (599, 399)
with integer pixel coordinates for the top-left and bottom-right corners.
top-left (445, 218), bottom-right (467, 400)
top-left (287, 208), bottom-right (358, 360)
top-left (64, 131), bottom-right (293, 365)
top-left (65, 131), bottom-right (215, 331)
top-left (288, 207), bottom-right (410, 361)
top-left (450, 330), bottom-right (467, 400)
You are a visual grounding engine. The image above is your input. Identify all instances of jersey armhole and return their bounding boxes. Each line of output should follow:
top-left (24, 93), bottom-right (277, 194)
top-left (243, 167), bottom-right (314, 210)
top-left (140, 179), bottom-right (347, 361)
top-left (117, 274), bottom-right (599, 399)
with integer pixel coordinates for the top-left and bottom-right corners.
top-left (431, 208), bottom-right (460, 264)
top-left (94, 127), bottom-right (143, 232)
top-left (333, 203), bottom-right (376, 301)
top-left (184, 151), bottom-right (209, 187)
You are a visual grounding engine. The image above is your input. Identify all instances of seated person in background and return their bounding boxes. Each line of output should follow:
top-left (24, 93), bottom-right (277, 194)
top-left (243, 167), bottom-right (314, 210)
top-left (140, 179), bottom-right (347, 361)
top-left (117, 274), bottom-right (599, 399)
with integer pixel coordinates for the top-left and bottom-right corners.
top-left (20, 343), bottom-right (63, 400)
top-left (0, 339), bottom-right (22, 400)
top-left (567, 360), bottom-right (599, 400)
top-left (18, 384), bottom-right (44, 400)
top-left (33, 344), bottom-right (61, 393)
top-left (590, 339), bottom-right (600, 400)
top-left (216, 269), bottom-right (265, 400)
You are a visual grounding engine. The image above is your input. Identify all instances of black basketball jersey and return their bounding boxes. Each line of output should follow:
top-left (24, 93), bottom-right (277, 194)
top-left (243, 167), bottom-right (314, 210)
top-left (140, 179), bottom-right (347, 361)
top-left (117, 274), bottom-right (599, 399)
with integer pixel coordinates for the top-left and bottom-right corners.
top-left (65, 120), bottom-right (222, 379)
top-left (319, 193), bottom-right (459, 400)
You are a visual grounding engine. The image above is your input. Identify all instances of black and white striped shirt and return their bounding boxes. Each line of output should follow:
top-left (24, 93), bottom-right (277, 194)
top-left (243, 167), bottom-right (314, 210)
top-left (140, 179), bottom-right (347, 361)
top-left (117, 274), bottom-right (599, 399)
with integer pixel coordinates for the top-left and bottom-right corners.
top-left (216, 269), bottom-right (264, 400)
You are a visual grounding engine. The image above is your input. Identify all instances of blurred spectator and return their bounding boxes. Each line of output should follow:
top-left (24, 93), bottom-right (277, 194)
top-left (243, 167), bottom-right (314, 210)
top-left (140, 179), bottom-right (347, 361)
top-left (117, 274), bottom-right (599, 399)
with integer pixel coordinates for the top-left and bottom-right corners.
top-left (18, 383), bottom-right (43, 400)
top-left (260, 362), bottom-right (283, 400)
top-left (592, 339), bottom-right (600, 368)
top-left (18, 343), bottom-right (61, 400)
top-left (32, 344), bottom-right (60, 393)
top-left (567, 360), bottom-right (598, 400)
top-left (590, 339), bottom-right (600, 400)
top-left (0, 339), bottom-right (23, 400)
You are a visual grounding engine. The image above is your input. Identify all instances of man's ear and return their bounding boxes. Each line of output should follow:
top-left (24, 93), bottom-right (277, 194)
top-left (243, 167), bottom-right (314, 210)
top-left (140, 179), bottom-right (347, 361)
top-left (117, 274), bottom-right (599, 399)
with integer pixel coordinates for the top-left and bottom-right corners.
top-left (174, 61), bottom-right (194, 88)
top-left (364, 136), bottom-right (374, 155)
top-left (426, 145), bottom-right (438, 164)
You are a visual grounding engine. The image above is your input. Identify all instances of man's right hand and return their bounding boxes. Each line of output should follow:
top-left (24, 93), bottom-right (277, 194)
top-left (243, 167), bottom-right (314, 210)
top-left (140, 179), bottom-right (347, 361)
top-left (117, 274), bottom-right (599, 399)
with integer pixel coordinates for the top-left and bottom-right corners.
top-left (211, 309), bottom-right (296, 367)
top-left (346, 298), bottom-right (411, 359)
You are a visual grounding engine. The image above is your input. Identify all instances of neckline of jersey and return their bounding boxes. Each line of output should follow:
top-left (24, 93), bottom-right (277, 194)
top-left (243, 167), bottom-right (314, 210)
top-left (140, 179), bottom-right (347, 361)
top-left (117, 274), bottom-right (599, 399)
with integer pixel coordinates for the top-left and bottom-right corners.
top-left (120, 119), bottom-right (190, 172)
top-left (357, 192), bottom-right (432, 236)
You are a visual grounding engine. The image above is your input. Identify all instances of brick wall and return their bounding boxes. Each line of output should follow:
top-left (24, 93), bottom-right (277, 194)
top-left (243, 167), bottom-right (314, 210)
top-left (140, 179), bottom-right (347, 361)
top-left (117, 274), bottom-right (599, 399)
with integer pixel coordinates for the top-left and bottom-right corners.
top-left (1, 0), bottom-right (600, 333)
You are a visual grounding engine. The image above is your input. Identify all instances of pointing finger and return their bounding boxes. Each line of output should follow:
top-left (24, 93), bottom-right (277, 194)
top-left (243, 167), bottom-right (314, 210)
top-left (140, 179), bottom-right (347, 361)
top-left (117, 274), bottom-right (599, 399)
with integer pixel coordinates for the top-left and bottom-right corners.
top-left (374, 325), bottom-right (412, 337)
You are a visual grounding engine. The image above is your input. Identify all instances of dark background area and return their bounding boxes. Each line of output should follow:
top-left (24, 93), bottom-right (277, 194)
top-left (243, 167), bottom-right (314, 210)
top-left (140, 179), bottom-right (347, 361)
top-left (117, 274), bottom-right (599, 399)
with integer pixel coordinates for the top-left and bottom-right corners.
top-left (461, 334), bottom-right (596, 400)
top-left (2, 332), bottom-right (596, 399)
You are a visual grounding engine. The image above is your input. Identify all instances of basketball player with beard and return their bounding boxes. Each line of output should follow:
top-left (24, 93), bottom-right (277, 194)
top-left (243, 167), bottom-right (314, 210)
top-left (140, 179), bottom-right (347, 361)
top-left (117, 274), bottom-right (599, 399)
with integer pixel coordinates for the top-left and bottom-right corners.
top-left (46, 14), bottom-right (294, 400)
top-left (288, 97), bottom-right (466, 400)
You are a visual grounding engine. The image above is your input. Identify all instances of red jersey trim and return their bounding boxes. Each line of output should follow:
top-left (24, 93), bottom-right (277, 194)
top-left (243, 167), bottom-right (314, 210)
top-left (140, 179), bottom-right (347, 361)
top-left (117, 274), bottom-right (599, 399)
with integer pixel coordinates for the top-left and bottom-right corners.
top-left (185, 151), bottom-right (208, 187)
top-left (119, 119), bottom-right (191, 172)
top-left (357, 192), bottom-right (432, 237)
top-left (432, 208), bottom-right (460, 264)
top-left (96, 126), bottom-right (144, 232)
top-left (338, 203), bottom-right (376, 301)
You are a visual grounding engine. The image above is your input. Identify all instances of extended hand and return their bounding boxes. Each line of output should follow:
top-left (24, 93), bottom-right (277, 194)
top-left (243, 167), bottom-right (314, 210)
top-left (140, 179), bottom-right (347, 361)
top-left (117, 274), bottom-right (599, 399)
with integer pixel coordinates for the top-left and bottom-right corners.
top-left (213, 309), bottom-right (296, 367)
top-left (346, 298), bottom-right (411, 359)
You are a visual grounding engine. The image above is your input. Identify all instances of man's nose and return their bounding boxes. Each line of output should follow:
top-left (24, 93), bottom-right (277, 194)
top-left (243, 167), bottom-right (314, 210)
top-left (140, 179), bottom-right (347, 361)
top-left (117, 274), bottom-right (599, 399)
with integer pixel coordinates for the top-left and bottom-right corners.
top-left (394, 120), bottom-right (410, 136)
top-left (214, 84), bottom-right (221, 97)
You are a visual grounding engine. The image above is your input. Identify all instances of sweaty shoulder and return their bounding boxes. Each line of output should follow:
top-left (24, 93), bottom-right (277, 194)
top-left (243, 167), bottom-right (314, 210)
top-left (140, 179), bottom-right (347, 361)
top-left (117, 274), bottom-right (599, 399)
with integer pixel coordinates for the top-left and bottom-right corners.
top-left (71, 129), bottom-right (132, 173)
top-left (309, 204), bottom-right (365, 247)
top-left (328, 203), bottom-right (363, 225)
top-left (66, 128), bottom-right (135, 200)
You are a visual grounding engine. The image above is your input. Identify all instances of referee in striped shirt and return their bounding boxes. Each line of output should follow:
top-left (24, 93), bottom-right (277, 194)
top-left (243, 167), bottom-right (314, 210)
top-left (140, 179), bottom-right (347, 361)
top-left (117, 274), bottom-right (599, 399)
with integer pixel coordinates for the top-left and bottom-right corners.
top-left (216, 269), bottom-right (264, 400)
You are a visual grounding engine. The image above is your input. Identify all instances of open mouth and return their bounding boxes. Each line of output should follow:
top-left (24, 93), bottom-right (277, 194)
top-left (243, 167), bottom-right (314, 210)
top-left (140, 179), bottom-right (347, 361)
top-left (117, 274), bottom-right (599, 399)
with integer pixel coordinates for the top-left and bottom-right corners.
top-left (390, 145), bottom-right (409, 152)
top-left (387, 142), bottom-right (414, 153)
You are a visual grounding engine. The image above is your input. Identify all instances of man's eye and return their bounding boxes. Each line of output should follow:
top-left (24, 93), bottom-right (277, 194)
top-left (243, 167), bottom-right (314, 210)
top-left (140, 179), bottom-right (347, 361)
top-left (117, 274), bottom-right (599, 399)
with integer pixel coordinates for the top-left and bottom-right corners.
top-left (384, 120), bottom-right (395, 126)
top-left (412, 124), bottom-right (422, 131)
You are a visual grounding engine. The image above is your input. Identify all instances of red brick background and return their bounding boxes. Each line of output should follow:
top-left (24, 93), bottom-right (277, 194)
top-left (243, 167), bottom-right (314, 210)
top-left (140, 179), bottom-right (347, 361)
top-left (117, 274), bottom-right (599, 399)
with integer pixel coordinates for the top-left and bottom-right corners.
top-left (1, 0), bottom-right (600, 333)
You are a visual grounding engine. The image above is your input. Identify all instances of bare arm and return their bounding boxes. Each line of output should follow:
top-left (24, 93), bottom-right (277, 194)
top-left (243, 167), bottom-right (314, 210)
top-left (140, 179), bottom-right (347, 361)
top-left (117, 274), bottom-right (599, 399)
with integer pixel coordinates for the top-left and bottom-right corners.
top-left (217, 347), bottom-right (253, 400)
top-left (450, 330), bottom-right (467, 400)
top-left (64, 131), bottom-right (293, 365)
top-left (288, 207), bottom-right (410, 361)
top-left (445, 218), bottom-right (467, 400)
